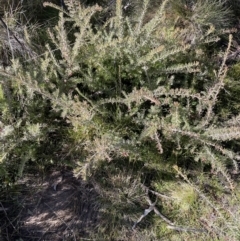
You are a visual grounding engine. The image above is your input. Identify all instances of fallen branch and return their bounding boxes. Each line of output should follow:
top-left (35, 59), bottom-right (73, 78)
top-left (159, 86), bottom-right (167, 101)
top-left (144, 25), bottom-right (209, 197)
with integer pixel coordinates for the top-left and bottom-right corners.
top-left (132, 194), bottom-right (174, 229)
top-left (132, 194), bottom-right (207, 234)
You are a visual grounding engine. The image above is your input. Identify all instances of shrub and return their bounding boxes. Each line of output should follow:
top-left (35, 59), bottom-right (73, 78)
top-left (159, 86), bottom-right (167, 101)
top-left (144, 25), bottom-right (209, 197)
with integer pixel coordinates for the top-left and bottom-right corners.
top-left (1, 0), bottom-right (240, 239)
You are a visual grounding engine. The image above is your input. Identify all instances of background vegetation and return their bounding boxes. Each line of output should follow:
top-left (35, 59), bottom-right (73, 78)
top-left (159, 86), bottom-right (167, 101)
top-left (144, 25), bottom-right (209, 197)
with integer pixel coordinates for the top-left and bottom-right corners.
top-left (1, 0), bottom-right (240, 240)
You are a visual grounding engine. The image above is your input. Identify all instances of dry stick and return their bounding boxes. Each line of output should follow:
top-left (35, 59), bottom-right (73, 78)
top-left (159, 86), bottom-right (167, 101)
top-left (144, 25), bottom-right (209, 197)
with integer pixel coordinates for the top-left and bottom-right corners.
top-left (144, 185), bottom-right (199, 227)
top-left (132, 200), bottom-right (155, 229)
top-left (0, 16), bottom-right (25, 49)
top-left (145, 195), bottom-right (174, 226)
top-left (132, 195), bottom-right (173, 229)
top-left (167, 225), bottom-right (206, 233)
top-left (142, 185), bottom-right (172, 200)
top-left (147, 196), bottom-right (206, 233)
top-left (133, 192), bottom-right (207, 233)
top-left (6, 227), bottom-right (9, 241)
top-left (0, 202), bottom-right (19, 236)
top-left (43, 202), bottom-right (77, 241)
top-left (148, 189), bottom-right (172, 199)
top-left (0, 207), bottom-right (9, 211)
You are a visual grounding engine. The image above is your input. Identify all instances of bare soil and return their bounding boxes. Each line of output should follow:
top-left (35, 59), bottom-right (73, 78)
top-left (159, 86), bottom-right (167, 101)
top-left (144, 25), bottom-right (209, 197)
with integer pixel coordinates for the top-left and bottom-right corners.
top-left (0, 168), bottom-right (100, 241)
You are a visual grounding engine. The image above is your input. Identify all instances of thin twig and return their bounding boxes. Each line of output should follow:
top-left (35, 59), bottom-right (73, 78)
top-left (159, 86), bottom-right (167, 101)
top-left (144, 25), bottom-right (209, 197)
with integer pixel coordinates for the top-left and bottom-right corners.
top-left (167, 224), bottom-right (206, 233)
top-left (0, 207), bottom-right (9, 211)
top-left (142, 185), bottom-right (172, 199)
top-left (0, 201), bottom-right (19, 235)
top-left (0, 16), bottom-right (25, 49)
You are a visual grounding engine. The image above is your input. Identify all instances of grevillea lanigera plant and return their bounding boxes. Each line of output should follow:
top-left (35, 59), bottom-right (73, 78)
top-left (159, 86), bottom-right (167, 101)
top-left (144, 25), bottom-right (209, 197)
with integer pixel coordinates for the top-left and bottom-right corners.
top-left (1, 0), bottom-right (240, 239)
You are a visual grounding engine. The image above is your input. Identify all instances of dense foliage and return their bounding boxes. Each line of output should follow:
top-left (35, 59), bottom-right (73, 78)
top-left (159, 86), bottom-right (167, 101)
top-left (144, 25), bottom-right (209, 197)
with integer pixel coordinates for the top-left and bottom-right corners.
top-left (1, 0), bottom-right (240, 240)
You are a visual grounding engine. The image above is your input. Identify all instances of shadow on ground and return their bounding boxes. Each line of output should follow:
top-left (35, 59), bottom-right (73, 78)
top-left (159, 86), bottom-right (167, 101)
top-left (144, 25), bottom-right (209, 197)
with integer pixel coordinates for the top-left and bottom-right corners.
top-left (0, 168), bottom-right (100, 241)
